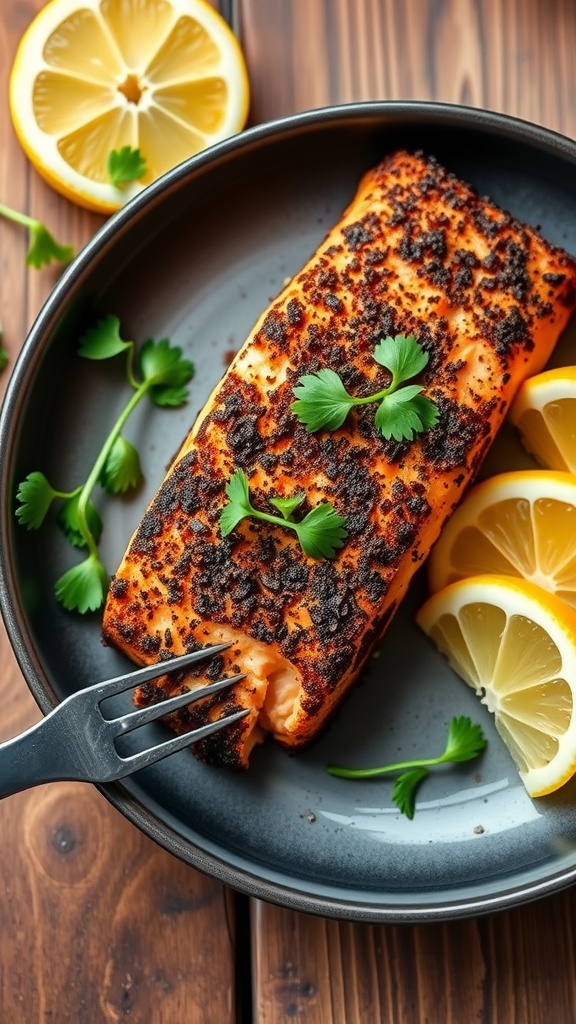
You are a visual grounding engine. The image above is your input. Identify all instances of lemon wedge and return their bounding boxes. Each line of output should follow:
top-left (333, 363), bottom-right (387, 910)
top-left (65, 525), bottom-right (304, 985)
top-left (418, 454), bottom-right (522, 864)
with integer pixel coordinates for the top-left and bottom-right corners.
top-left (427, 469), bottom-right (576, 608)
top-left (509, 366), bottom-right (576, 473)
top-left (416, 574), bottom-right (576, 796)
top-left (9, 0), bottom-right (250, 214)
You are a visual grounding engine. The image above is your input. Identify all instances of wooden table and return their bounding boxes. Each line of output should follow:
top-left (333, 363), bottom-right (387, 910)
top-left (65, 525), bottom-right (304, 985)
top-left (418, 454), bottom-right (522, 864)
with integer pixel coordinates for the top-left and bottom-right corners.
top-left (1, 1), bottom-right (576, 1020)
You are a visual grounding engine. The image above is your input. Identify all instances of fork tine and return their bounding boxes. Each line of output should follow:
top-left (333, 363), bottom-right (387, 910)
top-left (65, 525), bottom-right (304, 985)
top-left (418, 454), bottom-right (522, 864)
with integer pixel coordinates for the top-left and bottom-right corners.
top-left (111, 673), bottom-right (246, 733)
top-left (118, 708), bottom-right (250, 775)
top-left (93, 644), bottom-right (232, 701)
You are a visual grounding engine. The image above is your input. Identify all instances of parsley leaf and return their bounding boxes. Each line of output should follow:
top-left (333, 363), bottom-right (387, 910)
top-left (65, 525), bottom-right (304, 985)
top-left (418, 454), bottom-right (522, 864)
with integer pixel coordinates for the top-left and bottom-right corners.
top-left (15, 316), bottom-right (195, 613)
top-left (139, 338), bottom-right (194, 406)
top-left (392, 767), bottom-right (429, 820)
top-left (16, 472), bottom-right (61, 529)
top-left (220, 468), bottom-right (348, 559)
top-left (54, 554), bottom-right (109, 615)
top-left (292, 334), bottom-right (439, 443)
top-left (327, 716), bottom-right (487, 819)
top-left (58, 493), bottom-right (103, 548)
top-left (107, 146), bottom-right (147, 188)
top-left (26, 223), bottom-right (74, 269)
top-left (100, 436), bottom-right (143, 494)
top-left (0, 202), bottom-right (74, 269)
top-left (78, 315), bottom-right (133, 360)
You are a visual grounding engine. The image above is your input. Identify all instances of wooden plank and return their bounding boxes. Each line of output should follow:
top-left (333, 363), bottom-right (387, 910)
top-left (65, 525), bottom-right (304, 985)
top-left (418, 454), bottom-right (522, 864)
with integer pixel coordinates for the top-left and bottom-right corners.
top-left (242, 0), bottom-right (576, 1021)
top-left (0, 3), bottom-right (238, 1020)
top-left (240, 0), bottom-right (576, 137)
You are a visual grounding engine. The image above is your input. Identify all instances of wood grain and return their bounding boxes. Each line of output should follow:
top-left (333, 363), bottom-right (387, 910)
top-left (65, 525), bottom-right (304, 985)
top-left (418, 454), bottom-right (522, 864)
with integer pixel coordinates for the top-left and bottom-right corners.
top-left (0, 3), bottom-right (238, 1021)
top-left (3, 0), bottom-right (576, 1022)
top-left (240, 1), bottom-right (576, 1021)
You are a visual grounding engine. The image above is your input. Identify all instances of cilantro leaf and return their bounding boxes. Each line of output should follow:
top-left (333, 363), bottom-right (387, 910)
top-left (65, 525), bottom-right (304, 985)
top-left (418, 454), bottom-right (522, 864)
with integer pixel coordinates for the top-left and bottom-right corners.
top-left (139, 338), bottom-right (195, 406)
top-left (107, 146), bottom-right (147, 188)
top-left (291, 368), bottom-right (354, 432)
top-left (392, 767), bottom-right (429, 820)
top-left (0, 203), bottom-right (74, 269)
top-left (58, 493), bottom-right (103, 548)
top-left (326, 716), bottom-right (487, 819)
top-left (100, 435), bottom-right (143, 494)
top-left (219, 469), bottom-right (348, 559)
top-left (16, 472), bottom-right (60, 529)
top-left (54, 554), bottom-right (109, 614)
top-left (78, 315), bottom-right (133, 360)
top-left (269, 493), bottom-right (306, 521)
top-left (219, 469), bottom-right (253, 536)
top-left (26, 222), bottom-right (74, 269)
top-left (293, 503), bottom-right (348, 559)
top-left (441, 716), bottom-right (488, 763)
top-left (373, 333), bottom-right (428, 380)
top-left (291, 334), bottom-right (438, 443)
top-left (374, 385), bottom-right (432, 442)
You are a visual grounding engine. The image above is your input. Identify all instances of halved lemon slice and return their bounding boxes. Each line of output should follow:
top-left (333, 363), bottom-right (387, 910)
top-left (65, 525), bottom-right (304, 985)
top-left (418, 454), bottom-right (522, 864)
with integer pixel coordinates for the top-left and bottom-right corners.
top-left (416, 574), bottom-right (576, 796)
top-left (9, 0), bottom-right (250, 214)
top-left (427, 469), bottom-right (576, 608)
top-left (509, 366), bottom-right (576, 473)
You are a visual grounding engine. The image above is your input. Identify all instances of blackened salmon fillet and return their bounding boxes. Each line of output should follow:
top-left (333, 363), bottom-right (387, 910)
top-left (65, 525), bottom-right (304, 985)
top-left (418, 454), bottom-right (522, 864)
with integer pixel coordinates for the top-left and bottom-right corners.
top-left (102, 149), bottom-right (576, 768)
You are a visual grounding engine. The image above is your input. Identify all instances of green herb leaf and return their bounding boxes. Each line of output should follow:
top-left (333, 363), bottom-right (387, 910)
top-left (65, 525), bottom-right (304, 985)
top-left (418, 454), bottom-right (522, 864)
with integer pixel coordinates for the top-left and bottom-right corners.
top-left (219, 470), bottom-right (253, 536)
top-left (291, 334), bottom-right (438, 443)
top-left (139, 338), bottom-right (195, 406)
top-left (0, 347), bottom-right (8, 373)
top-left (78, 314), bottom-right (133, 361)
top-left (54, 554), bottom-right (109, 614)
top-left (293, 503), bottom-right (348, 559)
top-left (15, 472), bottom-right (60, 529)
top-left (58, 493), bottom-right (103, 548)
top-left (374, 385), bottom-right (436, 442)
top-left (107, 146), bottom-right (147, 188)
top-left (219, 469), bottom-right (348, 559)
top-left (26, 222), bottom-right (74, 269)
top-left (326, 716), bottom-right (487, 819)
top-left (291, 368), bottom-right (355, 432)
top-left (100, 435), bottom-right (143, 494)
top-left (373, 333), bottom-right (428, 380)
top-left (0, 203), bottom-right (74, 269)
top-left (441, 715), bottom-right (488, 764)
top-left (268, 493), bottom-right (306, 521)
top-left (392, 767), bottom-right (429, 820)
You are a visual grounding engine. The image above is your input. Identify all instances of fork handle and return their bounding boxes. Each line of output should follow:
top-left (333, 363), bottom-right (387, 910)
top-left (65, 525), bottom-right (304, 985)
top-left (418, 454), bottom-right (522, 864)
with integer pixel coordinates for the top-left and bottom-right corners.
top-left (0, 711), bottom-right (78, 798)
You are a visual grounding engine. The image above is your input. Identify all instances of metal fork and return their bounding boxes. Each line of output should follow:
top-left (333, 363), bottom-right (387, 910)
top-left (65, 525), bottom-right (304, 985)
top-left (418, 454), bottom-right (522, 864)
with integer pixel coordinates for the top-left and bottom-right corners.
top-left (0, 644), bottom-right (247, 799)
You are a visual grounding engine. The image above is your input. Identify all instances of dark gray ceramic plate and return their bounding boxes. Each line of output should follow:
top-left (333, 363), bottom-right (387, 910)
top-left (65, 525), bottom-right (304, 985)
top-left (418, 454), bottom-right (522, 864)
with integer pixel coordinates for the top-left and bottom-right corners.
top-left (2, 102), bottom-right (576, 923)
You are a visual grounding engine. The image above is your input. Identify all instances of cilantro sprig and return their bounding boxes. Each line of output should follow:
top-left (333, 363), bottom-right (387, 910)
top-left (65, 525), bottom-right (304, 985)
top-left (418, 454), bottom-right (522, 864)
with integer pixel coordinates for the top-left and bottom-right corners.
top-left (0, 202), bottom-right (74, 268)
top-left (220, 468), bottom-right (348, 559)
top-left (15, 314), bottom-right (194, 613)
top-left (107, 146), bottom-right (147, 189)
top-left (327, 716), bottom-right (487, 819)
top-left (291, 334), bottom-right (439, 442)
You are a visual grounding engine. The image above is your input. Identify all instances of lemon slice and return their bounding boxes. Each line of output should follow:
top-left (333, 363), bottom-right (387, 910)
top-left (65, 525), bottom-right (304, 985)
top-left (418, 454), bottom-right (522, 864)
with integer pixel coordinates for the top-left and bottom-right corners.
top-left (9, 0), bottom-right (250, 213)
top-left (509, 366), bottom-right (576, 473)
top-left (427, 470), bottom-right (576, 608)
top-left (416, 574), bottom-right (576, 796)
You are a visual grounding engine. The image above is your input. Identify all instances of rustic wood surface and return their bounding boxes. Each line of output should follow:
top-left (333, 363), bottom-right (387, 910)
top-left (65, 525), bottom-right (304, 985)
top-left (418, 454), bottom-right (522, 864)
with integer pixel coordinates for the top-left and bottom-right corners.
top-left (1, 0), bottom-right (576, 1021)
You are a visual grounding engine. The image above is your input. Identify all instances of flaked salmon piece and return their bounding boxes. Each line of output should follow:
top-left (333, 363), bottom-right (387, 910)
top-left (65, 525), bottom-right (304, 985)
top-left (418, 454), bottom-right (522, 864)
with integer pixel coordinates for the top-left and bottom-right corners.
top-left (102, 149), bottom-right (576, 769)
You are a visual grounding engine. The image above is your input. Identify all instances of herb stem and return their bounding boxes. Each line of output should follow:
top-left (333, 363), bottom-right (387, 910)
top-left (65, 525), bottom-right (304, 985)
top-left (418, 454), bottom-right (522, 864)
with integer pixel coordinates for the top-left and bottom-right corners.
top-left (0, 202), bottom-right (37, 230)
top-left (76, 379), bottom-right (151, 554)
top-left (327, 753), bottom-right (447, 780)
